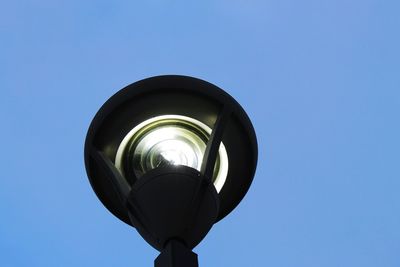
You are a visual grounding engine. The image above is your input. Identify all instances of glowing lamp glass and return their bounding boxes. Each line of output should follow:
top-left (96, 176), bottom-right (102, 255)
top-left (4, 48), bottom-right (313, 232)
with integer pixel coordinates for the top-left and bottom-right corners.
top-left (115, 115), bottom-right (229, 193)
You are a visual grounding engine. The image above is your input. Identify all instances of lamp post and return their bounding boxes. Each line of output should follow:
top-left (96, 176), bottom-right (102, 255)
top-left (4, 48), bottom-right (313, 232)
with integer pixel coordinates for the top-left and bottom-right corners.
top-left (84, 75), bottom-right (258, 267)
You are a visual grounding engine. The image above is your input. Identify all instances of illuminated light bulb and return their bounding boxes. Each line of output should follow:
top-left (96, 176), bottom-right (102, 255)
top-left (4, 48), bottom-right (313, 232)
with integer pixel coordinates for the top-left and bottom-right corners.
top-left (139, 127), bottom-right (203, 170)
top-left (115, 115), bottom-right (229, 193)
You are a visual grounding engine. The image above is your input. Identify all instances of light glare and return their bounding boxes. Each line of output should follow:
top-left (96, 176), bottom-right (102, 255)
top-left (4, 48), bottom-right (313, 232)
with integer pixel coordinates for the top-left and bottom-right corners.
top-left (115, 115), bottom-right (229, 193)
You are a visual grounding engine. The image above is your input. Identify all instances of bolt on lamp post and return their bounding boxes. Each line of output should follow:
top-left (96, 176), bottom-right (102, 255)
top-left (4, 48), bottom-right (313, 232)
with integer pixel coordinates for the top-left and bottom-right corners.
top-left (84, 75), bottom-right (258, 267)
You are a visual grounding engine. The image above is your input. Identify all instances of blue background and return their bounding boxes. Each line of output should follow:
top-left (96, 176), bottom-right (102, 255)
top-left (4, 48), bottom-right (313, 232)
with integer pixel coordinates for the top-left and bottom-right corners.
top-left (1, 1), bottom-right (399, 266)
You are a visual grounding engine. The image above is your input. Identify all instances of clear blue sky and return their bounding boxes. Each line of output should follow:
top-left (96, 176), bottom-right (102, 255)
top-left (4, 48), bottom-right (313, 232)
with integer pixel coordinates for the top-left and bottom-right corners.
top-left (1, 1), bottom-right (399, 266)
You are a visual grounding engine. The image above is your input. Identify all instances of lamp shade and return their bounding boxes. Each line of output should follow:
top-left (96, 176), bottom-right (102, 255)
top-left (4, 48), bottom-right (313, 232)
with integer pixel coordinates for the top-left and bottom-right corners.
top-left (84, 75), bottom-right (258, 234)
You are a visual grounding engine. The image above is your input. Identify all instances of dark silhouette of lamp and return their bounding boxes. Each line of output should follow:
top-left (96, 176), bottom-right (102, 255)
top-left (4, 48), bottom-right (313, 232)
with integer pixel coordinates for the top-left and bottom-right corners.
top-left (84, 75), bottom-right (258, 267)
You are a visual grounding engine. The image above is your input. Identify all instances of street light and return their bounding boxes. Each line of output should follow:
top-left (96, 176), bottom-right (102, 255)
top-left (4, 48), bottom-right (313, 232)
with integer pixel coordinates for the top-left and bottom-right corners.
top-left (84, 75), bottom-right (258, 267)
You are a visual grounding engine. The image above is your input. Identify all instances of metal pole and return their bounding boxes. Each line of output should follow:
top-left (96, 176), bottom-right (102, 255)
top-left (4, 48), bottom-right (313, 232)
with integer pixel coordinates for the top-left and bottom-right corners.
top-left (155, 240), bottom-right (199, 267)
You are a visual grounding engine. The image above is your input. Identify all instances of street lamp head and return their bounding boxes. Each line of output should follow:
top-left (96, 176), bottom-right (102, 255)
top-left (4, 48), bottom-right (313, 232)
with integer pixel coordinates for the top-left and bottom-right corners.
top-left (84, 75), bottom-right (258, 253)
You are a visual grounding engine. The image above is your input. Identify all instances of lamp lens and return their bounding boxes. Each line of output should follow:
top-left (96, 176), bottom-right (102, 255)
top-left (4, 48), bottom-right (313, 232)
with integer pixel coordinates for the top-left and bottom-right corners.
top-left (115, 115), bottom-right (229, 193)
top-left (135, 125), bottom-right (205, 173)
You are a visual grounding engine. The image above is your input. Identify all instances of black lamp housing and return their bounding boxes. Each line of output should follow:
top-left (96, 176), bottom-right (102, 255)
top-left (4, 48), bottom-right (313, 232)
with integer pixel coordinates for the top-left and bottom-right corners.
top-left (84, 75), bottom-right (258, 266)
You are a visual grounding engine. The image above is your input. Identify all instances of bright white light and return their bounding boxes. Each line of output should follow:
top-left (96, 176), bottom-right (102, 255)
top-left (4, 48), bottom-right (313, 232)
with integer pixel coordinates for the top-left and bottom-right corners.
top-left (115, 115), bottom-right (229, 193)
top-left (135, 126), bottom-right (204, 170)
top-left (157, 140), bottom-right (195, 166)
